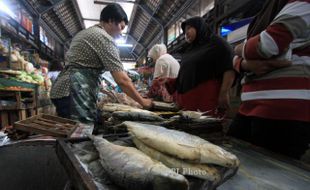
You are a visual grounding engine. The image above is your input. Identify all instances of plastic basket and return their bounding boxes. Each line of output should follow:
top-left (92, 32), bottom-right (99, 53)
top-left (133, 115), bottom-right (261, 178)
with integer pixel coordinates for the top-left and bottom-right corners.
top-left (0, 78), bottom-right (37, 89)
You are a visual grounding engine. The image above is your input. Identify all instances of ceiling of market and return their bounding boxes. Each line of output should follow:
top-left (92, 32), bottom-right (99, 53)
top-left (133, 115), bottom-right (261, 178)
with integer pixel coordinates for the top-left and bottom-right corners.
top-left (15, 0), bottom-right (203, 62)
top-left (2, 0), bottom-right (265, 62)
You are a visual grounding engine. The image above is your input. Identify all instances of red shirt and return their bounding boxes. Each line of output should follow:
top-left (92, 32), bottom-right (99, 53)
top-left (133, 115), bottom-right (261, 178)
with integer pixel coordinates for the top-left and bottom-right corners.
top-left (174, 80), bottom-right (221, 115)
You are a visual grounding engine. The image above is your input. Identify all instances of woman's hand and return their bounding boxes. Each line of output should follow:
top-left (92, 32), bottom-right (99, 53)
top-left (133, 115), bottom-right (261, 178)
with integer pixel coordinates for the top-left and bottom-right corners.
top-left (234, 43), bottom-right (244, 56)
top-left (217, 70), bottom-right (234, 115)
top-left (241, 59), bottom-right (273, 75)
top-left (218, 90), bottom-right (230, 111)
top-left (141, 98), bottom-right (153, 110)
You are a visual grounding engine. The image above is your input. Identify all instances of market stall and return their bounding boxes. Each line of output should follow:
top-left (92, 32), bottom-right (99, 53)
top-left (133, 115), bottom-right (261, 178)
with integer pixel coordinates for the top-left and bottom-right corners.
top-left (55, 137), bottom-right (310, 190)
top-left (0, 0), bottom-right (308, 189)
top-left (1, 136), bottom-right (309, 190)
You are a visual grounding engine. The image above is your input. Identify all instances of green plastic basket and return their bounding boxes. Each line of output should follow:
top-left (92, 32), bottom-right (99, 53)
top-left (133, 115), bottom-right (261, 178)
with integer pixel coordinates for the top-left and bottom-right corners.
top-left (0, 78), bottom-right (37, 89)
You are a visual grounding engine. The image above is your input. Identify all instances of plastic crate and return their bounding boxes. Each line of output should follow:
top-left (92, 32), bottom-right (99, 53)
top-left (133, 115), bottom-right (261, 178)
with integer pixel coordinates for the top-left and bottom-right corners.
top-left (0, 78), bottom-right (37, 89)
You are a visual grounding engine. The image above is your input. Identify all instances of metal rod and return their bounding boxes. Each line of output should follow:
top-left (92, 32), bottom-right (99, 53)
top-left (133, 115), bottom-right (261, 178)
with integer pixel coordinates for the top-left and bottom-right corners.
top-left (82, 18), bottom-right (100, 22)
top-left (131, 2), bottom-right (164, 54)
top-left (164, 0), bottom-right (196, 28)
top-left (39, 0), bottom-right (67, 15)
top-left (125, 34), bottom-right (145, 61)
top-left (39, 18), bottom-right (64, 44)
top-left (94, 0), bottom-right (137, 5)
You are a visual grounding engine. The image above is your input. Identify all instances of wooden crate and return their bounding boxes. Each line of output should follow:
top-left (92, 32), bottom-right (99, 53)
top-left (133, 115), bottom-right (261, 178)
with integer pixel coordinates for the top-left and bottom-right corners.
top-left (56, 138), bottom-right (98, 190)
top-left (14, 114), bottom-right (78, 137)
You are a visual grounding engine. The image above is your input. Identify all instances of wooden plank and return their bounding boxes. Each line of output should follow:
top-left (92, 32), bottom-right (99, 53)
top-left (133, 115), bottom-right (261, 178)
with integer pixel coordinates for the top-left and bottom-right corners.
top-left (37, 118), bottom-right (75, 130)
top-left (18, 122), bottom-right (67, 134)
top-left (19, 110), bottom-right (27, 120)
top-left (32, 120), bottom-right (65, 129)
top-left (15, 91), bottom-right (21, 109)
top-left (1, 111), bottom-right (9, 127)
top-left (8, 111), bottom-right (18, 125)
top-left (32, 120), bottom-right (70, 132)
top-left (37, 117), bottom-right (58, 124)
top-left (19, 114), bottom-right (42, 124)
top-left (0, 105), bottom-right (18, 110)
top-left (14, 122), bottom-right (67, 137)
top-left (42, 114), bottom-right (77, 125)
top-left (37, 118), bottom-right (74, 128)
top-left (56, 140), bottom-right (98, 190)
top-left (29, 108), bottom-right (36, 117)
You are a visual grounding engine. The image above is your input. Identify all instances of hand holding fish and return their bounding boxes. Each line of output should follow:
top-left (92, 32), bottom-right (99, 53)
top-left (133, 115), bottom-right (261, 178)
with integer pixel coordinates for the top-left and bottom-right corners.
top-left (141, 98), bottom-right (153, 110)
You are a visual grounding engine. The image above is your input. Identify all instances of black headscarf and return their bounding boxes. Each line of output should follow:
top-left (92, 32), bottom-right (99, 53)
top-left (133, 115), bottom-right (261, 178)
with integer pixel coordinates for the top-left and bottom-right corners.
top-left (181, 16), bottom-right (214, 45)
top-left (247, 0), bottom-right (288, 37)
top-left (176, 17), bottom-right (233, 93)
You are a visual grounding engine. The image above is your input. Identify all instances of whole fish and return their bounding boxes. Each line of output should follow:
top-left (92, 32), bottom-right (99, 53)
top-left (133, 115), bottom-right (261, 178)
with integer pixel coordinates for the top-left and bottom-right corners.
top-left (101, 103), bottom-right (158, 116)
top-left (133, 137), bottom-right (221, 182)
top-left (91, 136), bottom-right (189, 190)
top-left (112, 111), bottom-right (164, 121)
top-left (180, 111), bottom-right (207, 119)
top-left (122, 121), bottom-right (240, 168)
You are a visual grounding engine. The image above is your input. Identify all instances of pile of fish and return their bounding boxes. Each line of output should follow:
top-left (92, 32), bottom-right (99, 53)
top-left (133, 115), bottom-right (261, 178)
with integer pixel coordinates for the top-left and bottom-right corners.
top-left (100, 103), bottom-right (165, 121)
top-left (89, 122), bottom-right (240, 190)
top-left (99, 103), bottom-right (223, 124)
top-left (123, 121), bottom-right (239, 169)
top-left (91, 136), bottom-right (189, 190)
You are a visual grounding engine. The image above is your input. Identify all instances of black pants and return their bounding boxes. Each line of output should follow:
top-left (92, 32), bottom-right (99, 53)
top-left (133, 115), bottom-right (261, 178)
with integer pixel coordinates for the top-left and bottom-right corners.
top-left (228, 114), bottom-right (310, 159)
top-left (51, 96), bottom-right (71, 119)
top-left (52, 96), bottom-right (102, 134)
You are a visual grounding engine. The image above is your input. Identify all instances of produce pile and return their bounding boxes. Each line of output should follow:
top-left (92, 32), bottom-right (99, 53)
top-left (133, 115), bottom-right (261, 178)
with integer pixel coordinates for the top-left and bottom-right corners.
top-left (0, 69), bottom-right (51, 89)
top-left (13, 71), bottom-right (45, 85)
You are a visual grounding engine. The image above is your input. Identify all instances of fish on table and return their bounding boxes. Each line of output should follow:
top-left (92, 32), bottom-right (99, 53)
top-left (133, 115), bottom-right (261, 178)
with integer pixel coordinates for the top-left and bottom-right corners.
top-left (90, 135), bottom-right (189, 190)
top-left (122, 121), bottom-right (240, 168)
top-left (101, 103), bottom-right (165, 121)
top-left (112, 111), bottom-right (165, 121)
top-left (101, 103), bottom-right (157, 115)
top-left (133, 137), bottom-right (221, 182)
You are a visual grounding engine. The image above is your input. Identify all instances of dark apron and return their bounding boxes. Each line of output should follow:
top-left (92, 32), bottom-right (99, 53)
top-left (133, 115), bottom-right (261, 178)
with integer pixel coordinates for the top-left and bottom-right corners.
top-left (69, 67), bottom-right (102, 124)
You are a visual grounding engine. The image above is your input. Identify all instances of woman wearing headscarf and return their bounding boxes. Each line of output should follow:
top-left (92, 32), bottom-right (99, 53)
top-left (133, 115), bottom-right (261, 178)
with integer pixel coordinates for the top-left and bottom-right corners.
top-left (166, 17), bottom-right (235, 116)
top-left (147, 44), bottom-right (180, 102)
top-left (228, 0), bottom-right (310, 159)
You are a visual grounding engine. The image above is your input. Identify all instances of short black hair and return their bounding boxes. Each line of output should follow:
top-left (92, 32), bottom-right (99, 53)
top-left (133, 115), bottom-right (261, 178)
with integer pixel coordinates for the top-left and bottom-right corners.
top-left (100, 3), bottom-right (128, 25)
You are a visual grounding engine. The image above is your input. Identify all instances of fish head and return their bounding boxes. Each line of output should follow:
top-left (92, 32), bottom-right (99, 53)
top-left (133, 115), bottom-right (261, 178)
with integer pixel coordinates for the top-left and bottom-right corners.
top-left (180, 111), bottom-right (205, 120)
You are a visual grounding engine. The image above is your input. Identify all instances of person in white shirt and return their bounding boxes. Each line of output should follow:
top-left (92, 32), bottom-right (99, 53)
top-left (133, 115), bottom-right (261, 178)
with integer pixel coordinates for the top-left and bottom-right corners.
top-left (148, 44), bottom-right (180, 79)
top-left (147, 44), bottom-right (180, 102)
top-left (48, 60), bottom-right (63, 84)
